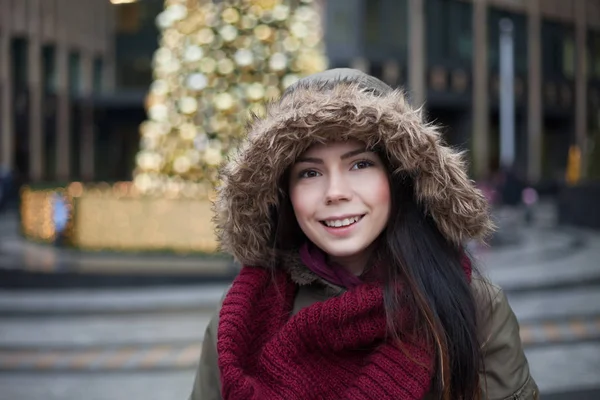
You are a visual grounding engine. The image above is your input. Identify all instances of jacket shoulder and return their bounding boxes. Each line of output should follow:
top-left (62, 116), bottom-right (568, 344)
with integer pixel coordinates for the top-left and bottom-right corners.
top-left (188, 287), bottom-right (230, 400)
top-left (471, 277), bottom-right (539, 399)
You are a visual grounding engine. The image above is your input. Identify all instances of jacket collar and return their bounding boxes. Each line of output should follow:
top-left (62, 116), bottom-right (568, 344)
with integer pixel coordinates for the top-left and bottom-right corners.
top-left (279, 250), bottom-right (345, 296)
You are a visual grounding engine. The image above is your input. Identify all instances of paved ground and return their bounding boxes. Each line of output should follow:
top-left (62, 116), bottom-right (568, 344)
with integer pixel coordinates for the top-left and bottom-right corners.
top-left (0, 202), bottom-right (599, 399)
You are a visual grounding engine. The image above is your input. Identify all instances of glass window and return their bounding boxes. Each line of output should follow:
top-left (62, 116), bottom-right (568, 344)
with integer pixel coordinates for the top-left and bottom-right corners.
top-left (364, 0), bottom-right (382, 49)
top-left (115, 0), bottom-right (162, 89)
top-left (93, 58), bottom-right (104, 94)
top-left (42, 45), bottom-right (57, 94)
top-left (595, 42), bottom-right (600, 79)
top-left (427, 0), bottom-right (473, 67)
top-left (542, 21), bottom-right (575, 80)
top-left (362, 0), bottom-right (408, 61)
top-left (69, 52), bottom-right (81, 95)
top-left (382, 0), bottom-right (408, 58)
top-left (325, 0), bottom-right (362, 62)
top-left (328, 11), bottom-right (352, 46)
top-left (562, 36), bottom-right (575, 79)
top-left (591, 31), bottom-right (600, 80)
top-left (586, 37), bottom-right (591, 80)
top-left (10, 38), bottom-right (28, 90)
top-left (454, 2), bottom-right (474, 63)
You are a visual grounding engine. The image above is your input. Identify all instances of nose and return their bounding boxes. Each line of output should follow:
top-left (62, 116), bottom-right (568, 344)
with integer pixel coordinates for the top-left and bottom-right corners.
top-left (324, 173), bottom-right (352, 204)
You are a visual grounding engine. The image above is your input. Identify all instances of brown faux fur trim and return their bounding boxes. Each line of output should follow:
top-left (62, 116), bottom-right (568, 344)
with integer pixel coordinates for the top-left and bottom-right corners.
top-left (280, 251), bottom-right (345, 295)
top-left (214, 71), bottom-right (494, 267)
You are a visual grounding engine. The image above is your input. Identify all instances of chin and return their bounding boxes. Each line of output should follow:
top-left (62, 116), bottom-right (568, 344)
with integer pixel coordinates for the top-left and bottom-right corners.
top-left (317, 242), bottom-right (371, 258)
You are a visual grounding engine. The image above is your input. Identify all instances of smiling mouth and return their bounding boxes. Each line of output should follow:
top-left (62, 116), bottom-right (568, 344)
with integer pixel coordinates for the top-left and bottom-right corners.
top-left (320, 215), bottom-right (365, 228)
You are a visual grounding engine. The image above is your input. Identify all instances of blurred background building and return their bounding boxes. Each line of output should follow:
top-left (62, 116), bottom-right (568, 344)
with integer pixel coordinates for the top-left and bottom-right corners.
top-left (0, 0), bottom-right (599, 187)
top-left (1, 0), bottom-right (114, 185)
top-left (0, 0), bottom-right (163, 187)
top-left (325, 0), bottom-right (600, 190)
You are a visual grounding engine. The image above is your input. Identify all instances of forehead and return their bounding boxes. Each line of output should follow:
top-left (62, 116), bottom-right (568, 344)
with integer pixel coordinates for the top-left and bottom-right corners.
top-left (301, 139), bottom-right (365, 157)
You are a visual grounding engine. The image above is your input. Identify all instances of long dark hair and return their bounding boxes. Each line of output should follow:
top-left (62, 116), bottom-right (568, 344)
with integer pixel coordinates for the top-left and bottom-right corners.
top-left (271, 155), bottom-right (483, 400)
top-left (382, 172), bottom-right (482, 400)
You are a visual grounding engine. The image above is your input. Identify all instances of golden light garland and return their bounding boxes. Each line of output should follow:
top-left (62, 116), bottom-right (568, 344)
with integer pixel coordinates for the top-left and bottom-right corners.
top-left (20, 183), bottom-right (219, 253)
top-left (134, 0), bottom-right (328, 195)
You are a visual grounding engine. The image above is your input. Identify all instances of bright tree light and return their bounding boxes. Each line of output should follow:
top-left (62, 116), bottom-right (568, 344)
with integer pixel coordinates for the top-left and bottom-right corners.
top-left (133, 0), bottom-right (328, 197)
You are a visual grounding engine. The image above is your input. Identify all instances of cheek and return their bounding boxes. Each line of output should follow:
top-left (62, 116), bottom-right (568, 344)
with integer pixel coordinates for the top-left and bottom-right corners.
top-left (366, 173), bottom-right (391, 211)
top-left (289, 184), bottom-right (315, 223)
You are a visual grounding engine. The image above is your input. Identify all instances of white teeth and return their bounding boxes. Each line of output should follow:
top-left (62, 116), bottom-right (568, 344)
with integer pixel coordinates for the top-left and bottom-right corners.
top-left (324, 216), bottom-right (360, 228)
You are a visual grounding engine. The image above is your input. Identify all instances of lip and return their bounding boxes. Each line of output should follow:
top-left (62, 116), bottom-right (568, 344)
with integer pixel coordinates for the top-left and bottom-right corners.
top-left (319, 214), bottom-right (365, 237)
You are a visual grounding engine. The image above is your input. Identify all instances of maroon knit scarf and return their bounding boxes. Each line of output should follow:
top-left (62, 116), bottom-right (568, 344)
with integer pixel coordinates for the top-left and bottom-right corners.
top-left (218, 255), bottom-right (472, 399)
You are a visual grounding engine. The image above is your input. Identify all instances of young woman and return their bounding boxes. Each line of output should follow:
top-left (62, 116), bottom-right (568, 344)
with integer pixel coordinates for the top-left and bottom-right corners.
top-left (189, 68), bottom-right (538, 399)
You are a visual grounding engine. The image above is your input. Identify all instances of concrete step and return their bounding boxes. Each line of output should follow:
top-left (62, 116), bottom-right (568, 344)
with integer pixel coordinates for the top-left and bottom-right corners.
top-left (0, 284), bottom-right (229, 316)
top-left (0, 314), bottom-right (598, 372)
top-left (0, 312), bottom-right (213, 348)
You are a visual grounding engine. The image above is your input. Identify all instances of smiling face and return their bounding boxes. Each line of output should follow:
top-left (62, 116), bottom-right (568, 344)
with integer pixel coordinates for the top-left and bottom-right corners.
top-left (288, 140), bottom-right (391, 275)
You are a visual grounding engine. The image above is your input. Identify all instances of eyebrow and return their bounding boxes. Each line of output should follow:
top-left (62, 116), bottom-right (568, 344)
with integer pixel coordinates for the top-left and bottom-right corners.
top-left (295, 148), bottom-right (369, 164)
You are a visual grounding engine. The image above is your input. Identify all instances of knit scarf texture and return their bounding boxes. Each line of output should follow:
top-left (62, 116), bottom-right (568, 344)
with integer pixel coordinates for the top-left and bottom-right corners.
top-left (217, 253), bottom-right (472, 400)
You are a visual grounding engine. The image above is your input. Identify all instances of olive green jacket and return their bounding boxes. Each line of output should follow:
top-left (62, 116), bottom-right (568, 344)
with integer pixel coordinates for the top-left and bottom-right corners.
top-left (189, 277), bottom-right (539, 400)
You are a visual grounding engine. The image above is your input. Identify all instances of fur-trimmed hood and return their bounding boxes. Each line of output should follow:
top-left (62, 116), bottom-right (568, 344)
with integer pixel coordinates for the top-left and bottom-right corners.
top-left (214, 68), bottom-right (494, 267)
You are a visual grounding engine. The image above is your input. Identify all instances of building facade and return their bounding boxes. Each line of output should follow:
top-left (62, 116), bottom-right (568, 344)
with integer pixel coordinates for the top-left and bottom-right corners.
top-left (325, 0), bottom-right (600, 183)
top-left (2, 0), bottom-right (598, 185)
top-left (0, 0), bottom-right (116, 183)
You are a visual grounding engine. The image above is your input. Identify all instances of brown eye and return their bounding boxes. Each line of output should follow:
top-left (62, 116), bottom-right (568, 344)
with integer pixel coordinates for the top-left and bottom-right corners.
top-left (351, 160), bottom-right (374, 170)
top-left (299, 170), bottom-right (321, 179)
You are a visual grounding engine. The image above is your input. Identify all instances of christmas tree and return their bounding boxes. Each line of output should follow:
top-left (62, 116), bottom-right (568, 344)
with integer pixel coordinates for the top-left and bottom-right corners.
top-left (134, 0), bottom-right (328, 197)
